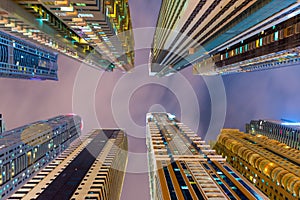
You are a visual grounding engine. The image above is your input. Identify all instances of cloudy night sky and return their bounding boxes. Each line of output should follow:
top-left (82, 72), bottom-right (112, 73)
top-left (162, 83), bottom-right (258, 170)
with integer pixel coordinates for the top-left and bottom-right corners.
top-left (1, 0), bottom-right (300, 199)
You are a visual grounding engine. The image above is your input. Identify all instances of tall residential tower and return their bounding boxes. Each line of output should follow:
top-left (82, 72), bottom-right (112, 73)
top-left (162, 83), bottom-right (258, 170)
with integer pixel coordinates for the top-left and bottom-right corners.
top-left (246, 119), bottom-right (300, 150)
top-left (0, 0), bottom-right (134, 71)
top-left (146, 112), bottom-right (266, 200)
top-left (0, 114), bottom-right (5, 134)
top-left (215, 129), bottom-right (300, 199)
top-left (8, 129), bottom-right (128, 200)
top-left (0, 114), bottom-right (82, 199)
top-left (150, 0), bottom-right (300, 76)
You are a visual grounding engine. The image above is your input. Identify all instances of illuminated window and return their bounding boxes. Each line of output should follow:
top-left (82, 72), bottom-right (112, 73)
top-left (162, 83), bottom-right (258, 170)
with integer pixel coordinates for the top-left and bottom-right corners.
top-left (259, 38), bottom-right (263, 46)
top-left (256, 40), bottom-right (259, 48)
top-left (27, 151), bottom-right (32, 165)
top-left (274, 31), bottom-right (279, 41)
top-left (231, 50), bottom-right (234, 56)
top-left (76, 3), bottom-right (86, 6)
top-left (78, 14), bottom-right (94, 18)
top-left (61, 6), bottom-right (74, 12)
top-left (11, 162), bottom-right (15, 177)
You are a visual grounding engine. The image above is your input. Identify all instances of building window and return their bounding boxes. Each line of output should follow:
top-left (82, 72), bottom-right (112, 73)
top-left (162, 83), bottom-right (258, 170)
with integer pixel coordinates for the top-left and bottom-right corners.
top-left (256, 40), bottom-right (260, 48)
top-left (274, 31), bottom-right (279, 41)
top-left (259, 38), bottom-right (263, 46)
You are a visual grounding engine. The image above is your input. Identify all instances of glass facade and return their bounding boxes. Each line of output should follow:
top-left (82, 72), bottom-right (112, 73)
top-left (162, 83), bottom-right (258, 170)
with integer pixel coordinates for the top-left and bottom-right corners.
top-left (194, 8), bottom-right (300, 75)
top-left (151, 0), bottom-right (300, 76)
top-left (0, 31), bottom-right (58, 80)
top-left (0, 115), bottom-right (81, 199)
top-left (0, 0), bottom-right (134, 71)
top-left (247, 119), bottom-right (300, 150)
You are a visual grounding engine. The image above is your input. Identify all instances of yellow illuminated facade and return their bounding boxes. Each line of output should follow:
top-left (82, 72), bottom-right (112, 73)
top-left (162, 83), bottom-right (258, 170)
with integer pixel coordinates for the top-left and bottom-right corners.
top-left (215, 129), bottom-right (300, 200)
top-left (0, 0), bottom-right (134, 71)
top-left (146, 113), bottom-right (267, 200)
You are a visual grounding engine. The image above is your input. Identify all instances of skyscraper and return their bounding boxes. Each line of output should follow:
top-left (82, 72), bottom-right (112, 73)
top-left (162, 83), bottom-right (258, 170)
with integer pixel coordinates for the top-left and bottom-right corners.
top-left (8, 129), bottom-right (128, 200)
top-left (0, 30), bottom-right (58, 80)
top-left (0, 0), bottom-right (134, 71)
top-left (246, 119), bottom-right (300, 150)
top-left (0, 114), bottom-right (4, 134)
top-left (0, 114), bottom-right (82, 199)
top-left (150, 0), bottom-right (300, 76)
top-left (214, 129), bottom-right (300, 199)
top-left (146, 112), bottom-right (266, 200)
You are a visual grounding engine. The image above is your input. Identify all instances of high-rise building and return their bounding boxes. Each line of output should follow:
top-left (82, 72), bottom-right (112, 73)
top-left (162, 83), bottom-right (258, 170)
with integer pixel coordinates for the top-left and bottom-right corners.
top-left (246, 119), bottom-right (300, 150)
top-left (214, 129), bottom-right (300, 199)
top-left (0, 0), bottom-right (134, 71)
top-left (8, 129), bottom-right (128, 200)
top-left (0, 114), bottom-right (82, 199)
top-left (146, 112), bottom-right (266, 200)
top-left (0, 114), bottom-right (5, 134)
top-left (0, 30), bottom-right (58, 80)
top-left (150, 0), bottom-right (300, 76)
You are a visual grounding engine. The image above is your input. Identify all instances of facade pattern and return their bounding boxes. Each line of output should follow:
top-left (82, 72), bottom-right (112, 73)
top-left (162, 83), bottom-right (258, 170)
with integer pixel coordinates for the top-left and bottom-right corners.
top-left (146, 112), bottom-right (266, 200)
top-left (0, 30), bottom-right (58, 80)
top-left (150, 0), bottom-right (300, 76)
top-left (0, 0), bottom-right (134, 71)
top-left (246, 119), bottom-right (300, 150)
top-left (8, 129), bottom-right (128, 200)
top-left (215, 129), bottom-right (300, 200)
top-left (0, 114), bottom-right (82, 199)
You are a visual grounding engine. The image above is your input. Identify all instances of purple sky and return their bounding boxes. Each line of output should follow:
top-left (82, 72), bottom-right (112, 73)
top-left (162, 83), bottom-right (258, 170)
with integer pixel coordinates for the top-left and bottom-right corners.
top-left (1, 0), bottom-right (300, 199)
